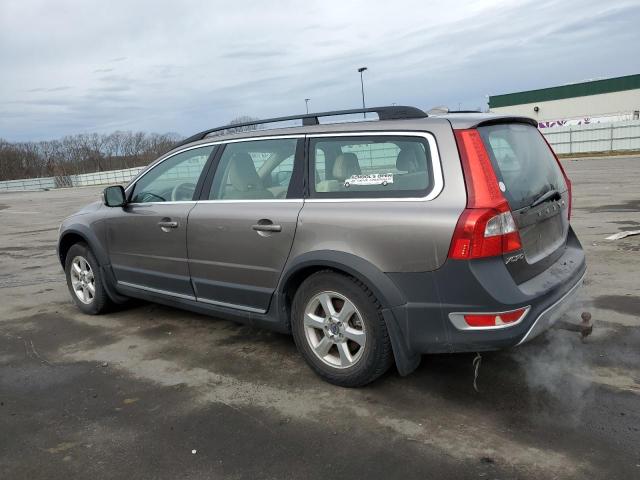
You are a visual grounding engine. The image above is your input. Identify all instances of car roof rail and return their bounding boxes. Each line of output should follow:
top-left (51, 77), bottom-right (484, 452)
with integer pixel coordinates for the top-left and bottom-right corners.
top-left (173, 106), bottom-right (428, 149)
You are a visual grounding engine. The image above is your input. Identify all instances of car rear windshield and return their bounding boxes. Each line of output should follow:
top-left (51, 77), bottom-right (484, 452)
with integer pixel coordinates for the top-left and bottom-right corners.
top-left (478, 123), bottom-right (567, 211)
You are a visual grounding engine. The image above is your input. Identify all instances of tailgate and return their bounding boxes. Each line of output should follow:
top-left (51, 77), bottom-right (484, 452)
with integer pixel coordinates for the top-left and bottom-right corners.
top-left (477, 123), bottom-right (570, 283)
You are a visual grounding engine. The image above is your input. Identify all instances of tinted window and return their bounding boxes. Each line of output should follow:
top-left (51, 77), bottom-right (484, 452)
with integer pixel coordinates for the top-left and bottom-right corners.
top-left (270, 154), bottom-right (294, 189)
top-left (478, 124), bottom-right (567, 211)
top-left (131, 146), bottom-right (213, 203)
top-left (209, 138), bottom-right (298, 200)
top-left (310, 136), bottom-right (433, 198)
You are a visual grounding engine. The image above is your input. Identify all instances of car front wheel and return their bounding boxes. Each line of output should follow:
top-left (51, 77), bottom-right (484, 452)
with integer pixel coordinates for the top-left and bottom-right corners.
top-left (64, 243), bottom-right (112, 314)
top-left (291, 271), bottom-right (393, 387)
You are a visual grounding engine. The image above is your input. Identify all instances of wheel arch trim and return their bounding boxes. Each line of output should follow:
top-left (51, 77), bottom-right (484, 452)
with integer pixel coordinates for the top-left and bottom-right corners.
top-left (58, 224), bottom-right (129, 304)
top-left (277, 250), bottom-right (406, 309)
top-left (58, 224), bottom-right (109, 268)
top-left (277, 251), bottom-right (421, 376)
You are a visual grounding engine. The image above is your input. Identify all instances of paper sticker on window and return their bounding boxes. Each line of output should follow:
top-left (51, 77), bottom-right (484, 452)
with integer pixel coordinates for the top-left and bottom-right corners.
top-left (344, 173), bottom-right (394, 187)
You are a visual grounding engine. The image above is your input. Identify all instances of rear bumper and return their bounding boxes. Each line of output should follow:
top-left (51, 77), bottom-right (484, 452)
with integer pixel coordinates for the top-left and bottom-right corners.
top-left (516, 270), bottom-right (584, 345)
top-left (387, 227), bottom-right (586, 354)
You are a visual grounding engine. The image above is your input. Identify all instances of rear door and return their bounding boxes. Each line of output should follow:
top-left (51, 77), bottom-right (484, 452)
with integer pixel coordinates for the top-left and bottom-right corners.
top-left (187, 136), bottom-right (304, 312)
top-left (477, 123), bottom-right (569, 281)
top-left (106, 145), bottom-right (215, 298)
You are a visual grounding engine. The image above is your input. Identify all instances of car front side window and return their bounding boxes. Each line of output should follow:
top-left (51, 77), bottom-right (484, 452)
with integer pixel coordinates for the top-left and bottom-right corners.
top-left (208, 138), bottom-right (298, 200)
top-left (130, 146), bottom-right (214, 203)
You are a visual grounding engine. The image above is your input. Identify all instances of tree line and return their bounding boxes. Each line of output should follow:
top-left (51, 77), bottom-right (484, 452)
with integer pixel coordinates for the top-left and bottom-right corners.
top-left (0, 131), bottom-right (183, 181)
top-left (0, 116), bottom-right (261, 182)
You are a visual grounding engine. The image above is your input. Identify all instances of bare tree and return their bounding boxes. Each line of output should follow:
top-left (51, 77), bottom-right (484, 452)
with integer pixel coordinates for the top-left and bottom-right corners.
top-left (220, 115), bottom-right (261, 135)
top-left (0, 131), bottom-right (184, 181)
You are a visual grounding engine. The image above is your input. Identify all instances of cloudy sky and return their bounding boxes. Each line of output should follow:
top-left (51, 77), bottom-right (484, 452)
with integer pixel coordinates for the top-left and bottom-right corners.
top-left (1, 0), bottom-right (639, 141)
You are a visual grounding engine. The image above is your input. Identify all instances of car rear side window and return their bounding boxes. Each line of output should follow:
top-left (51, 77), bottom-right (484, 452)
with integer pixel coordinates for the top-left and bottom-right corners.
top-left (310, 136), bottom-right (434, 198)
top-left (478, 123), bottom-right (567, 211)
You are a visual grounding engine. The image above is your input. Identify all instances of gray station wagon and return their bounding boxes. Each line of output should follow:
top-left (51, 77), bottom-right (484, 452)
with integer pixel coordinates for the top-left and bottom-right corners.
top-left (58, 106), bottom-right (586, 386)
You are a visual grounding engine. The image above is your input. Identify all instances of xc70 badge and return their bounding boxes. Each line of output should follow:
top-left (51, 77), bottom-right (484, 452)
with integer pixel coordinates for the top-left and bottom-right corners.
top-left (505, 253), bottom-right (525, 264)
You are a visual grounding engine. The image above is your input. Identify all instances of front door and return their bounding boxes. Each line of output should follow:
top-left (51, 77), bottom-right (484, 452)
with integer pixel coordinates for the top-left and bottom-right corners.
top-left (187, 137), bottom-right (303, 312)
top-left (106, 145), bottom-right (215, 298)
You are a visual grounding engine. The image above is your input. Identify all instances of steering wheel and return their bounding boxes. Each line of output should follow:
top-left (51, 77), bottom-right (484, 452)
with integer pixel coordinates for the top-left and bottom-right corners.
top-left (139, 192), bottom-right (166, 202)
top-left (171, 182), bottom-right (196, 201)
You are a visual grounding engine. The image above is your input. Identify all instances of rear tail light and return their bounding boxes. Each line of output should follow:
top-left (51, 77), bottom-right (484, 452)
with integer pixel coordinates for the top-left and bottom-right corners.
top-left (540, 133), bottom-right (572, 220)
top-left (449, 129), bottom-right (522, 259)
top-left (484, 211), bottom-right (517, 237)
top-left (449, 306), bottom-right (529, 330)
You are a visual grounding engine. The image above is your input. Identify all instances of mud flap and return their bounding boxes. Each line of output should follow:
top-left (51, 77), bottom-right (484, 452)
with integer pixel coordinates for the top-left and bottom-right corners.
top-left (101, 265), bottom-right (131, 304)
top-left (382, 308), bottom-right (421, 376)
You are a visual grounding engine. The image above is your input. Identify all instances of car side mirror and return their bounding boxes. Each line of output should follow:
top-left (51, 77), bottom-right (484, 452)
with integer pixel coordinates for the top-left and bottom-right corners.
top-left (103, 185), bottom-right (127, 207)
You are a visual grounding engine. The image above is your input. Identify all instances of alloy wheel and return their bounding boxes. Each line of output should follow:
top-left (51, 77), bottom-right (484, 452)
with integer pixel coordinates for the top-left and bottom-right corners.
top-left (303, 291), bottom-right (366, 368)
top-left (70, 256), bottom-right (96, 304)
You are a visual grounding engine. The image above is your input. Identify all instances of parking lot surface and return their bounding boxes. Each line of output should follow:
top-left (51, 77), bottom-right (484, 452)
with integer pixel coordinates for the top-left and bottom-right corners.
top-left (1, 156), bottom-right (639, 479)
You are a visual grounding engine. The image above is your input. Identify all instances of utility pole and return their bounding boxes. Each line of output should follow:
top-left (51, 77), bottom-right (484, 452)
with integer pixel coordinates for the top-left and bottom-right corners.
top-left (358, 67), bottom-right (368, 118)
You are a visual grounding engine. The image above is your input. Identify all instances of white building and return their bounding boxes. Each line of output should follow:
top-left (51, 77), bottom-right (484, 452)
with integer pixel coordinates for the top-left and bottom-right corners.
top-left (489, 74), bottom-right (640, 128)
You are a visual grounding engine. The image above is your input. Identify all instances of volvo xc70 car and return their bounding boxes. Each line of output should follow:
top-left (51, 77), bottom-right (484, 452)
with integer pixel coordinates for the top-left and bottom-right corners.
top-left (58, 106), bottom-right (586, 387)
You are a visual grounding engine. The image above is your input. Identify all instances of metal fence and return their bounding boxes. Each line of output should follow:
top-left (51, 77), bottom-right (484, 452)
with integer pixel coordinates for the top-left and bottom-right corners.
top-left (71, 167), bottom-right (145, 187)
top-left (0, 176), bottom-right (58, 191)
top-left (542, 120), bottom-right (640, 155)
top-left (0, 167), bottom-right (145, 193)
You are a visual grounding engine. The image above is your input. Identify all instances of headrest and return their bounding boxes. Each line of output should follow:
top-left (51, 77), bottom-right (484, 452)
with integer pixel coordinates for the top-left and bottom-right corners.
top-left (228, 152), bottom-right (261, 192)
top-left (332, 152), bottom-right (361, 180)
top-left (396, 149), bottom-right (425, 173)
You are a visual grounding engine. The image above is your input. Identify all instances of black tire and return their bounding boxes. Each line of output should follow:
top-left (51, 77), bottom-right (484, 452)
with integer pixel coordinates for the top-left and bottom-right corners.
top-left (291, 270), bottom-right (393, 387)
top-left (64, 243), bottom-right (112, 315)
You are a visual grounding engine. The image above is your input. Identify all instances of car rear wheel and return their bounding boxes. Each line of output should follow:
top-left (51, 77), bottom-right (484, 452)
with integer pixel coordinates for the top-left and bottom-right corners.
top-left (64, 243), bottom-right (112, 314)
top-left (291, 271), bottom-right (393, 387)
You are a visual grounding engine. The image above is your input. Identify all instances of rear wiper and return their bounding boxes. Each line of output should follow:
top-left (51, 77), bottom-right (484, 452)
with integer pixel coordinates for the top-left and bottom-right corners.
top-left (529, 189), bottom-right (561, 209)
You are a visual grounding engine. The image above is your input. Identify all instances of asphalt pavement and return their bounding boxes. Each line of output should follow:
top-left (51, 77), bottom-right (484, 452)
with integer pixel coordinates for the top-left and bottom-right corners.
top-left (1, 156), bottom-right (639, 479)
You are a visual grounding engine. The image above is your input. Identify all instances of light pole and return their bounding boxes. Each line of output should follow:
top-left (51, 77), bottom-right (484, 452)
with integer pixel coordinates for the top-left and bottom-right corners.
top-left (305, 98), bottom-right (310, 114)
top-left (358, 67), bottom-right (367, 118)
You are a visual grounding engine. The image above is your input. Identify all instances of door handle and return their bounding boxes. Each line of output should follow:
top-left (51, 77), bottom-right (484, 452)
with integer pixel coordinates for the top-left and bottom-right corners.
top-left (158, 220), bottom-right (178, 229)
top-left (252, 223), bottom-right (282, 232)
